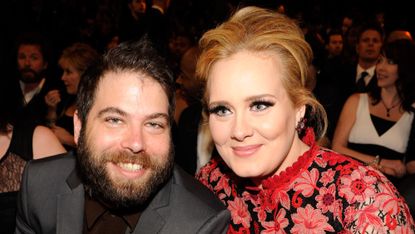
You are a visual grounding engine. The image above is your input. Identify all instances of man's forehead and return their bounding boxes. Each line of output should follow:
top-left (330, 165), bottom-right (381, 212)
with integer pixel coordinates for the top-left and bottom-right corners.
top-left (18, 44), bottom-right (42, 53)
top-left (95, 71), bottom-right (167, 103)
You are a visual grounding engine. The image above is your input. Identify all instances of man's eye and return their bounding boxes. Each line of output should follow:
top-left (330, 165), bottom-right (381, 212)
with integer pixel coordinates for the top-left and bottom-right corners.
top-left (387, 59), bottom-right (396, 65)
top-left (30, 55), bottom-right (39, 61)
top-left (146, 122), bottom-right (164, 129)
top-left (208, 105), bottom-right (231, 117)
top-left (250, 101), bottom-right (274, 112)
top-left (105, 117), bottom-right (122, 125)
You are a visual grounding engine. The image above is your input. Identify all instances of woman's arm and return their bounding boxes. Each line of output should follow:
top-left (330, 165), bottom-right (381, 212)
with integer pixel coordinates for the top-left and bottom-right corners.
top-left (332, 94), bottom-right (405, 177)
top-left (332, 94), bottom-right (370, 162)
top-left (44, 90), bottom-right (61, 126)
top-left (51, 125), bottom-right (76, 148)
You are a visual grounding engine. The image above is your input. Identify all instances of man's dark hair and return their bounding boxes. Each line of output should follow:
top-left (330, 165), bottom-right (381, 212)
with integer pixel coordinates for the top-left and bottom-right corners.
top-left (357, 22), bottom-right (384, 42)
top-left (76, 37), bottom-right (175, 125)
top-left (325, 28), bottom-right (343, 44)
top-left (15, 31), bottom-right (50, 62)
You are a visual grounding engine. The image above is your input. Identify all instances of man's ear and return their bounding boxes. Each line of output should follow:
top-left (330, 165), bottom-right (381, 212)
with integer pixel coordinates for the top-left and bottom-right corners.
top-left (73, 110), bottom-right (82, 145)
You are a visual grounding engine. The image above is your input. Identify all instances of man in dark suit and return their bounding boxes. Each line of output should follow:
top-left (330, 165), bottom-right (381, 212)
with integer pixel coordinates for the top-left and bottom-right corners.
top-left (318, 23), bottom-right (383, 142)
top-left (146, 0), bottom-right (171, 55)
top-left (13, 32), bottom-right (63, 127)
top-left (15, 38), bottom-right (230, 234)
top-left (349, 22), bottom-right (383, 94)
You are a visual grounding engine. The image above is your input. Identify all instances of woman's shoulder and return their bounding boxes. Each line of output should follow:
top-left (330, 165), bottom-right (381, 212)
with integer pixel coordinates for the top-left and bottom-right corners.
top-left (341, 93), bottom-right (363, 111)
top-left (32, 126), bottom-right (66, 159)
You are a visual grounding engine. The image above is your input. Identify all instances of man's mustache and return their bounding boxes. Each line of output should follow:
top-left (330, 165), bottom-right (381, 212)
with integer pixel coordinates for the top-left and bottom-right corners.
top-left (20, 68), bottom-right (36, 74)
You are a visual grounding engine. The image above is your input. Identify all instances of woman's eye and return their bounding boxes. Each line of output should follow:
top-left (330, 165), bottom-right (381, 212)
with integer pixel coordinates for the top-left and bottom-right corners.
top-left (208, 105), bottom-right (231, 116)
top-left (377, 57), bottom-right (386, 64)
top-left (250, 101), bottom-right (274, 111)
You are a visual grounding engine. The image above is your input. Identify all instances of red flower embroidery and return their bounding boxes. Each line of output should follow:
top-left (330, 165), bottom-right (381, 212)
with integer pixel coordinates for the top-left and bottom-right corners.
top-left (228, 196), bottom-right (252, 228)
top-left (320, 169), bottom-right (335, 186)
top-left (293, 168), bottom-right (319, 197)
top-left (215, 176), bottom-right (232, 197)
top-left (339, 166), bottom-right (376, 203)
top-left (291, 204), bottom-right (335, 233)
top-left (316, 184), bottom-right (338, 213)
top-left (261, 208), bottom-right (289, 234)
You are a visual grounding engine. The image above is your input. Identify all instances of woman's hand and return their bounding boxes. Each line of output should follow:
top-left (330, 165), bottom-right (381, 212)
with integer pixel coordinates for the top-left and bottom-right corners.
top-left (44, 90), bottom-right (61, 109)
top-left (379, 158), bottom-right (406, 178)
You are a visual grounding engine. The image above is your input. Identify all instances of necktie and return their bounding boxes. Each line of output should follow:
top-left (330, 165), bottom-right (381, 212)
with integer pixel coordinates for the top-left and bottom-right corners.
top-left (356, 71), bottom-right (368, 92)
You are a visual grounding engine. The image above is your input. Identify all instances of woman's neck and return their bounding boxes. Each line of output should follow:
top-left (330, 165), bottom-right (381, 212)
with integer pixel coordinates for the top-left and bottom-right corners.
top-left (381, 87), bottom-right (400, 106)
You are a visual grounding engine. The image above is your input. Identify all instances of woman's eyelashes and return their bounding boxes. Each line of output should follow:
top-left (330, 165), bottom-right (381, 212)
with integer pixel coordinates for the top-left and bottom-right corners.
top-left (250, 99), bottom-right (275, 112)
top-left (378, 56), bottom-right (396, 65)
top-left (208, 99), bottom-right (275, 116)
top-left (208, 105), bottom-right (231, 116)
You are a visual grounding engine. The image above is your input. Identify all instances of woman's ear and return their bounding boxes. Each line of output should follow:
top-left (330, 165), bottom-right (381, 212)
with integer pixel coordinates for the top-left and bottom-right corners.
top-left (73, 110), bottom-right (81, 145)
top-left (295, 104), bottom-right (306, 124)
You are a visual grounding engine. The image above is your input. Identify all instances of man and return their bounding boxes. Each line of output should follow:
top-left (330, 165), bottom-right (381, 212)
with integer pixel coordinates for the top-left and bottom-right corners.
top-left (146, 0), bottom-right (171, 54)
top-left (322, 23), bottom-right (383, 143)
top-left (118, 0), bottom-right (148, 42)
top-left (173, 46), bottom-right (203, 175)
top-left (314, 29), bottom-right (348, 141)
top-left (15, 38), bottom-right (230, 234)
top-left (13, 32), bottom-right (62, 126)
top-left (326, 29), bottom-right (344, 58)
top-left (351, 23), bottom-right (383, 93)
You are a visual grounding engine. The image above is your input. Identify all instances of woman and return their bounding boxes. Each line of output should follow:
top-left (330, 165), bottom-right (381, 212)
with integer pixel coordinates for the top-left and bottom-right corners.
top-left (0, 82), bottom-right (66, 233)
top-left (45, 43), bottom-right (99, 150)
top-left (196, 6), bottom-right (414, 233)
top-left (332, 39), bottom-right (415, 214)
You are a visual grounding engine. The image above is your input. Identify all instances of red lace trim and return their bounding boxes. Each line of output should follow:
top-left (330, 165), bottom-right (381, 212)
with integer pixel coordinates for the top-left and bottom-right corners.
top-left (261, 127), bottom-right (318, 191)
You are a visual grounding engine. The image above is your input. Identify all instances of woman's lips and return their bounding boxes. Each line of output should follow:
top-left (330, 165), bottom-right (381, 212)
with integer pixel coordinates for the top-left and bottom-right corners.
top-left (232, 144), bottom-right (262, 157)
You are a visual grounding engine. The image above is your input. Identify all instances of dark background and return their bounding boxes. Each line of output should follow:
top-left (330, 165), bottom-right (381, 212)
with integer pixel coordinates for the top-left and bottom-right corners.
top-left (0, 0), bottom-right (412, 76)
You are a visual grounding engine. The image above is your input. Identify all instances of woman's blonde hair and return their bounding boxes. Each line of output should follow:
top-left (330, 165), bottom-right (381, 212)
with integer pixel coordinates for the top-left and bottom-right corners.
top-left (59, 43), bottom-right (99, 76)
top-left (196, 6), bottom-right (327, 139)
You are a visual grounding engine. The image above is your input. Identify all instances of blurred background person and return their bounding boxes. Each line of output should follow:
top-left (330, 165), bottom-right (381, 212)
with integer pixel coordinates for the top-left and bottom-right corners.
top-left (173, 46), bottom-right (203, 175)
top-left (119, 0), bottom-right (148, 43)
top-left (13, 31), bottom-right (63, 128)
top-left (314, 28), bottom-right (348, 142)
top-left (0, 82), bottom-right (66, 233)
top-left (332, 39), bottom-right (415, 214)
top-left (44, 43), bottom-right (99, 150)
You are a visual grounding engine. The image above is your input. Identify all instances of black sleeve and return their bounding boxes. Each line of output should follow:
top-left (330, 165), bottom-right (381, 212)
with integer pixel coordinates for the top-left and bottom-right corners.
top-left (405, 110), bottom-right (415, 163)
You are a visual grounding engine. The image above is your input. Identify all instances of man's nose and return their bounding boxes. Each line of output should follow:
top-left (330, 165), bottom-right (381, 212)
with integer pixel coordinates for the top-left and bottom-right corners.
top-left (121, 126), bottom-right (145, 154)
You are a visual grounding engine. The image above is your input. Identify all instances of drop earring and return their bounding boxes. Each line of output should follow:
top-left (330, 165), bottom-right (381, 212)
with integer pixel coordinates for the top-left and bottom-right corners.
top-left (295, 117), bottom-right (307, 134)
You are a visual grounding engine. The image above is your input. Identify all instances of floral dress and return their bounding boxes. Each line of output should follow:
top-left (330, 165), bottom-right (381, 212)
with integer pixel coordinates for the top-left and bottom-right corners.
top-left (197, 131), bottom-right (415, 233)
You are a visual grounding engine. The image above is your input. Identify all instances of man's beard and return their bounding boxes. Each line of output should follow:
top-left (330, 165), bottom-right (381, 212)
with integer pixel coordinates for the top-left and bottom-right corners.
top-left (76, 128), bottom-right (174, 210)
top-left (19, 68), bottom-right (43, 84)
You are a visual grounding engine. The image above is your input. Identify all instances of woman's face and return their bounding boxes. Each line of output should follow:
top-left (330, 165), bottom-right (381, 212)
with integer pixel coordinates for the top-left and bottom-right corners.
top-left (376, 55), bottom-right (399, 88)
top-left (207, 51), bottom-right (305, 182)
top-left (60, 59), bottom-right (81, 95)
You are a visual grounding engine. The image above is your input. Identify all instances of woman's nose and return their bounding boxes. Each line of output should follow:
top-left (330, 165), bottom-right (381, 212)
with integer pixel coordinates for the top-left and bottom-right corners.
top-left (231, 113), bottom-right (253, 141)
